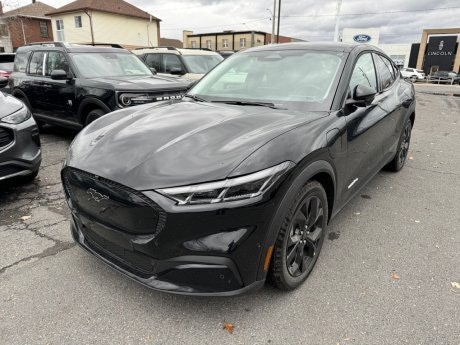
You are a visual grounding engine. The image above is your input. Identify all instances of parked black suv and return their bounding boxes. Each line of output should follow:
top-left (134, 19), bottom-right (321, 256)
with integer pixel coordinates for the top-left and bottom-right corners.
top-left (9, 42), bottom-right (190, 129)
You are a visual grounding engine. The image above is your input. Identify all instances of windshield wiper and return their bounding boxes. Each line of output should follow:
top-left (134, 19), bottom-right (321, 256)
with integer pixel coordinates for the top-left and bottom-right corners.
top-left (183, 94), bottom-right (208, 102)
top-left (211, 100), bottom-right (286, 109)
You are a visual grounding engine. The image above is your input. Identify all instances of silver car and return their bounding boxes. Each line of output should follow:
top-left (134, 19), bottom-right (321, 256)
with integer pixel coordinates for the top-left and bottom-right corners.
top-left (0, 77), bottom-right (41, 183)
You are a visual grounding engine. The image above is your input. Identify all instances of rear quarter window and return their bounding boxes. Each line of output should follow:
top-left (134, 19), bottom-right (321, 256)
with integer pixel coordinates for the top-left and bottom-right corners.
top-left (13, 51), bottom-right (31, 73)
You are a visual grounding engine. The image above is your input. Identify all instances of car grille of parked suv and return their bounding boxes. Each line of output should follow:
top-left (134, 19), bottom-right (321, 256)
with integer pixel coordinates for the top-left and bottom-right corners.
top-left (0, 127), bottom-right (14, 149)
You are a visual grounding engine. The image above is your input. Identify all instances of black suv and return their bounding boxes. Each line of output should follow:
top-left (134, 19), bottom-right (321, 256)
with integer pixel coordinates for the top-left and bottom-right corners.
top-left (9, 42), bottom-right (190, 129)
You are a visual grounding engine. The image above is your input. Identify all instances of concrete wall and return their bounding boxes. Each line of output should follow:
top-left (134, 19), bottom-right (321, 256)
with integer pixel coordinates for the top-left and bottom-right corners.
top-left (379, 43), bottom-right (412, 68)
top-left (49, 10), bottom-right (158, 48)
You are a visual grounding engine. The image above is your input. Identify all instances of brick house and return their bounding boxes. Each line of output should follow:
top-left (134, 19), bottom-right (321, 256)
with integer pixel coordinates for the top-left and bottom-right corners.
top-left (0, 1), bottom-right (55, 52)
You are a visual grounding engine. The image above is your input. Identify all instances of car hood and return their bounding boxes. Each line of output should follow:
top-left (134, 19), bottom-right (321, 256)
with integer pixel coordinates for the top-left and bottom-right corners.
top-left (66, 101), bottom-right (327, 190)
top-left (0, 92), bottom-right (24, 119)
top-left (83, 75), bottom-right (191, 91)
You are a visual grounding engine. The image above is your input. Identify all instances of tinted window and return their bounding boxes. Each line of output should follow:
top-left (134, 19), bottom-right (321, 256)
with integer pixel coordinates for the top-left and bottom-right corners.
top-left (349, 53), bottom-right (377, 92)
top-left (45, 51), bottom-right (69, 76)
top-left (28, 51), bottom-right (45, 75)
top-left (163, 54), bottom-right (183, 73)
top-left (144, 54), bottom-right (162, 72)
top-left (374, 54), bottom-right (395, 89)
top-left (13, 51), bottom-right (30, 72)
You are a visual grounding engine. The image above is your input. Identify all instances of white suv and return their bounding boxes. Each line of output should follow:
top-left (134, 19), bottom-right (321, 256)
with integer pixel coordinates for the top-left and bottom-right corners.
top-left (400, 68), bottom-right (425, 82)
top-left (133, 47), bottom-right (223, 81)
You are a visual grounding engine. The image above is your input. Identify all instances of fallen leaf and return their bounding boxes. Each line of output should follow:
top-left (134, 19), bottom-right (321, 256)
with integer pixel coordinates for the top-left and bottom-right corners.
top-left (451, 282), bottom-right (460, 289)
top-left (223, 322), bottom-right (234, 334)
top-left (414, 220), bottom-right (420, 223)
top-left (20, 215), bottom-right (31, 221)
top-left (354, 212), bottom-right (360, 215)
top-left (45, 186), bottom-right (51, 189)
top-left (391, 272), bottom-right (401, 281)
top-left (408, 156), bottom-right (414, 160)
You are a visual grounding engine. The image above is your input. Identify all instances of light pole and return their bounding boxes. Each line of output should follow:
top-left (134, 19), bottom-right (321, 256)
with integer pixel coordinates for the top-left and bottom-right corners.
top-left (276, 0), bottom-right (281, 43)
top-left (270, 0), bottom-right (277, 44)
top-left (333, 0), bottom-right (342, 42)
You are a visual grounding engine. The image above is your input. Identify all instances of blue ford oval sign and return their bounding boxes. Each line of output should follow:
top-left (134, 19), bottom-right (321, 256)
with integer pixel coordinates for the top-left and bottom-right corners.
top-left (353, 34), bottom-right (372, 43)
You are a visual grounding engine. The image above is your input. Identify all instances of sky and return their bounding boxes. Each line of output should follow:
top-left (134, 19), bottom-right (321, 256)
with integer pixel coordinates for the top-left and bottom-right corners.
top-left (3, 0), bottom-right (460, 43)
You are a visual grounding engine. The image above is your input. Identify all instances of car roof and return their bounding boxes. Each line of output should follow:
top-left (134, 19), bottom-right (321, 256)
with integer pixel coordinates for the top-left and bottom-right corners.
top-left (244, 42), bottom-right (383, 54)
top-left (16, 42), bottom-right (130, 54)
top-left (132, 47), bottom-right (220, 56)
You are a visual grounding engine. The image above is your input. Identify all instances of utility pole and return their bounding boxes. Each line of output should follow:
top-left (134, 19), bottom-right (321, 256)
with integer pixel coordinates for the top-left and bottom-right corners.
top-left (276, 0), bottom-right (281, 43)
top-left (84, 9), bottom-right (95, 45)
top-left (333, 0), bottom-right (342, 42)
top-left (270, 0), bottom-right (276, 44)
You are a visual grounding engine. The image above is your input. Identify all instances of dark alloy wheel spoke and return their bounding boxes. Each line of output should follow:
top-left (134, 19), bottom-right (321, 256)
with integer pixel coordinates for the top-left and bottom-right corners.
top-left (286, 194), bottom-right (325, 277)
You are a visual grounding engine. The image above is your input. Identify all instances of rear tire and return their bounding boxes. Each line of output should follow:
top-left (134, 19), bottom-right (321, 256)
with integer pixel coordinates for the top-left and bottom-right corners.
top-left (85, 109), bottom-right (106, 126)
top-left (386, 120), bottom-right (412, 172)
top-left (269, 181), bottom-right (328, 290)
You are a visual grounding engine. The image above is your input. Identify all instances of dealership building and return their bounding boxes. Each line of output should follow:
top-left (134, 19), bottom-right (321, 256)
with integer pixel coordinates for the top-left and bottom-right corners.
top-left (341, 27), bottom-right (460, 74)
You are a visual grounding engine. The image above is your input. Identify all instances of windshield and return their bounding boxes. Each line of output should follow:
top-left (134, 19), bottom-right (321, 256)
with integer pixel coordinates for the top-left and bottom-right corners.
top-left (71, 52), bottom-right (152, 78)
top-left (189, 50), bottom-right (344, 111)
top-left (182, 55), bottom-right (223, 74)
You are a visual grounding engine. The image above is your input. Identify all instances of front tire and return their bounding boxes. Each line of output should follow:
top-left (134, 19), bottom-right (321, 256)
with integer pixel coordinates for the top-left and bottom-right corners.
top-left (269, 181), bottom-right (328, 290)
top-left (85, 109), bottom-right (106, 126)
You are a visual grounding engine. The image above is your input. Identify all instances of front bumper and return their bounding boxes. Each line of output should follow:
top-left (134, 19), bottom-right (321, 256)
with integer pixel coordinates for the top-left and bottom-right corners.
top-left (63, 167), bottom-right (284, 296)
top-left (0, 116), bottom-right (41, 181)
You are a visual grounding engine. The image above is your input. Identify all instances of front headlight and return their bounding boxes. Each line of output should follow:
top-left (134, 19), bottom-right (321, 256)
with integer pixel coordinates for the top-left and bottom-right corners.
top-left (1, 106), bottom-right (31, 124)
top-left (157, 161), bottom-right (294, 205)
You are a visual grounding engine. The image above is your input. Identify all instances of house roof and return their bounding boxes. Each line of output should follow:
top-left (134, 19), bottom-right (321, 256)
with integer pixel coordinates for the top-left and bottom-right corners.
top-left (1, 1), bottom-right (55, 19)
top-left (159, 37), bottom-right (183, 48)
top-left (45, 0), bottom-right (161, 21)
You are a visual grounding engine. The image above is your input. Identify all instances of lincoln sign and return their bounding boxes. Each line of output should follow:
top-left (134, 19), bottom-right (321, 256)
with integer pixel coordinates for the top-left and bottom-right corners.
top-left (424, 36), bottom-right (457, 73)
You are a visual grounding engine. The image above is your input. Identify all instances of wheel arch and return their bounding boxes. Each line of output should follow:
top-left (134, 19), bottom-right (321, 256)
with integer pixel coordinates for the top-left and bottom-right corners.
top-left (77, 97), bottom-right (111, 125)
top-left (255, 159), bottom-right (336, 281)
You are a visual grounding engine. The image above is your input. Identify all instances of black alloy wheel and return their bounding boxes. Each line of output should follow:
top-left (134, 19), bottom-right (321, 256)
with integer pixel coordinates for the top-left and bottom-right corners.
top-left (270, 180), bottom-right (328, 290)
top-left (386, 119), bottom-right (412, 172)
top-left (85, 109), bottom-right (106, 126)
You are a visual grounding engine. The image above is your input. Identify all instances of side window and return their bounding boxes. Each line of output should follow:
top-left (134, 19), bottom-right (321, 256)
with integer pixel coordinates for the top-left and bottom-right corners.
top-left (163, 54), bottom-right (183, 73)
top-left (28, 51), bottom-right (45, 76)
top-left (45, 51), bottom-right (69, 76)
top-left (144, 54), bottom-right (161, 72)
top-left (14, 51), bottom-right (31, 72)
top-left (349, 53), bottom-right (377, 93)
top-left (374, 54), bottom-right (395, 89)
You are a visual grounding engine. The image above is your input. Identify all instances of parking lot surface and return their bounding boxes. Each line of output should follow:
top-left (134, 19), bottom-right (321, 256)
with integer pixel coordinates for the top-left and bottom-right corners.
top-left (1, 90), bottom-right (459, 345)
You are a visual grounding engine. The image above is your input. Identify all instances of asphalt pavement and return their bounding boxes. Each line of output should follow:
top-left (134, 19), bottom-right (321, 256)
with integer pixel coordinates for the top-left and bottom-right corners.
top-left (0, 89), bottom-right (459, 345)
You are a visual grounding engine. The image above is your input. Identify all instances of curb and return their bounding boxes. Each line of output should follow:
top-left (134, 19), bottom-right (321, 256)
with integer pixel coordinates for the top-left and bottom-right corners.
top-left (416, 91), bottom-right (460, 97)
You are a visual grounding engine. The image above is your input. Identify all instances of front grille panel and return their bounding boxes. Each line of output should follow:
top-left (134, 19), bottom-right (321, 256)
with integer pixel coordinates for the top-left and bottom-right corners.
top-left (63, 167), bottom-right (165, 235)
top-left (0, 127), bottom-right (14, 148)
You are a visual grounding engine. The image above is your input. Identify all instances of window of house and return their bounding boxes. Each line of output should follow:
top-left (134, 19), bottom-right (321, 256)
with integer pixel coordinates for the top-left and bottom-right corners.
top-left (0, 24), bottom-right (8, 37)
top-left (56, 19), bottom-right (65, 41)
top-left (74, 16), bottom-right (82, 28)
top-left (206, 40), bottom-right (212, 50)
top-left (240, 38), bottom-right (246, 48)
top-left (191, 41), bottom-right (196, 48)
top-left (28, 51), bottom-right (45, 76)
top-left (222, 39), bottom-right (228, 48)
top-left (39, 22), bottom-right (48, 38)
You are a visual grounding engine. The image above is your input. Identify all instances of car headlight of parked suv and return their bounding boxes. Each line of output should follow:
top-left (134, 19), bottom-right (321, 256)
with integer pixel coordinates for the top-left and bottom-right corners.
top-left (1, 106), bottom-right (31, 124)
top-left (157, 161), bottom-right (294, 205)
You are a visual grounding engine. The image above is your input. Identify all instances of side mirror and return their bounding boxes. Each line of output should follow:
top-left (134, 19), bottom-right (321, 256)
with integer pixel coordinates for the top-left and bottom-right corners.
top-left (0, 77), bottom-right (7, 88)
top-left (346, 84), bottom-right (377, 107)
top-left (50, 69), bottom-right (70, 80)
top-left (149, 67), bottom-right (157, 75)
top-left (169, 67), bottom-right (185, 75)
